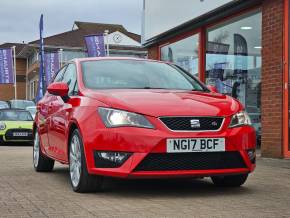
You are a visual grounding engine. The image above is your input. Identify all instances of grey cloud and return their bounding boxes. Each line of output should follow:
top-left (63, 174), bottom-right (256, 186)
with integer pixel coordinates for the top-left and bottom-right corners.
top-left (0, 0), bottom-right (142, 44)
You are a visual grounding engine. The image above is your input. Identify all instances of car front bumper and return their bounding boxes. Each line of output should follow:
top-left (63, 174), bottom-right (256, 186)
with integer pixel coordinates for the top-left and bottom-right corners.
top-left (0, 128), bottom-right (33, 142)
top-left (81, 122), bottom-right (256, 179)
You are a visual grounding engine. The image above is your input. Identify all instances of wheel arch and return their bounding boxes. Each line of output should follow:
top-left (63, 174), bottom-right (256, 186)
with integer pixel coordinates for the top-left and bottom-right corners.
top-left (67, 120), bottom-right (87, 163)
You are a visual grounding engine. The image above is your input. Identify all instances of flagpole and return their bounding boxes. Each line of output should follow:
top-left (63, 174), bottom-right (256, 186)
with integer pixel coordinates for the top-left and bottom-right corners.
top-left (26, 58), bottom-right (28, 100)
top-left (12, 46), bottom-right (17, 100)
top-left (36, 14), bottom-right (45, 102)
top-left (59, 48), bottom-right (63, 67)
top-left (104, 30), bottom-right (109, 56)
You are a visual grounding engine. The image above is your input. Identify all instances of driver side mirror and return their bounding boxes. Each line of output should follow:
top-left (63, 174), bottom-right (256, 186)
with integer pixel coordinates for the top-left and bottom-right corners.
top-left (207, 85), bottom-right (218, 93)
top-left (47, 82), bottom-right (69, 97)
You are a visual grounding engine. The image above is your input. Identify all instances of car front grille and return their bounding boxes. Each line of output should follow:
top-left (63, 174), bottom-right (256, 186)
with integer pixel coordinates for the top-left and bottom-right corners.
top-left (159, 116), bottom-right (224, 131)
top-left (133, 152), bottom-right (246, 172)
top-left (5, 128), bottom-right (33, 140)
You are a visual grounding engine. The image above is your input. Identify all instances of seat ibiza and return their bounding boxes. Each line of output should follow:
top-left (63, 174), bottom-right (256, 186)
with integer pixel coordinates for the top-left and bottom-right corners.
top-left (33, 57), bottom-right (256, 193)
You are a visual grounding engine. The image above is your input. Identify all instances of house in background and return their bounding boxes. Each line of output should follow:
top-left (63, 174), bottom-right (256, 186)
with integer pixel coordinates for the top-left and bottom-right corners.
top-left (0, 21), bottom-right (147, 101)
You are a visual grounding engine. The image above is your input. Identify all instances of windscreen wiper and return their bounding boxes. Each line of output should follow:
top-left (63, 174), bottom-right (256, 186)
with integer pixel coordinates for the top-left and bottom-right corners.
top-left (142, 87), bottom-right (168, 89)
top-left (133, 87), bottom-right (204, 91)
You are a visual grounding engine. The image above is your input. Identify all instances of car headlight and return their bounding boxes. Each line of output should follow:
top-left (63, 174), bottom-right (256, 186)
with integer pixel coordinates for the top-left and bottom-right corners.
top-left (98, 107), bottom-right (154, 129)
top-left (229, 111), bottom-right (252, 128)
top-left (0, 122), bottom-right (6, 130)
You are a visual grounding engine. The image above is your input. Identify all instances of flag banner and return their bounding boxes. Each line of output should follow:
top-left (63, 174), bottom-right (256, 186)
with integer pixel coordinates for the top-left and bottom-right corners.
top-left (0, 48), bottom-right (14, 84)
top-left (44, 52), bottom-right (60, 85)
top-left (233, 33), bottom-right (248, 106)
top-left (84, 34), bottom-right (106, 57)
top-left (36, 14), bottom-right (45, 102)
top-left (234, 34), bottom-right (248, 75)
top-left (207, 41), bottom-right (230, 55)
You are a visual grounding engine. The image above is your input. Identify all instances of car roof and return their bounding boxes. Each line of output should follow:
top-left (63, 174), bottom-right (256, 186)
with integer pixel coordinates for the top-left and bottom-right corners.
top-left (72, 57), bottom-right (166, 64)
top-left (8, 99), bottom-right (34, 102)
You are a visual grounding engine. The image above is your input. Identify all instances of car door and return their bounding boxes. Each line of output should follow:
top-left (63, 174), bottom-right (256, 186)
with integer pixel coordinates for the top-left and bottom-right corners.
top-left (38, 66), bottom-right (67, 154)
top-left (48, 63), bottom-right (78, 161)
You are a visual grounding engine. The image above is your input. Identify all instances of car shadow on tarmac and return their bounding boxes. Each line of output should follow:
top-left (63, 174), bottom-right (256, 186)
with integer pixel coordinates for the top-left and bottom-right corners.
top-left (52, 166), bottom-right (254, 197)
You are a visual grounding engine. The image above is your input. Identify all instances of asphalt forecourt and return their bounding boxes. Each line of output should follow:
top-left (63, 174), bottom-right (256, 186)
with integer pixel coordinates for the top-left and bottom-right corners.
top-left (0, 145), bottom-right (289, 218)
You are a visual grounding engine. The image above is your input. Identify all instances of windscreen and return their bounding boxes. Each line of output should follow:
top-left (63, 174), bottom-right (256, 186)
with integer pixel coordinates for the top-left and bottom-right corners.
top-left (26, 107), bottom-right (36, 115)
top-left (0, 101), bottom-right (9, 109)
top-left (81, 60), bottom-right (206, 91)
top-left (0, 110), bottom-right (33, 121)
top-left (9, 100), bottom-right (35, 109)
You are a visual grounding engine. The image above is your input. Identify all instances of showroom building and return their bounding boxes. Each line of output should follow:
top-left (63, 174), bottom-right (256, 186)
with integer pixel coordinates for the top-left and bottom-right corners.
top-left (142, 0), bottom-right (290, 158)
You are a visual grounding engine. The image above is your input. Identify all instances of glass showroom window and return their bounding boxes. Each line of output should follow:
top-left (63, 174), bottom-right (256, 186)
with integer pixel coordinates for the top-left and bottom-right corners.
top-left (160, 34), bottom-right (199, 76)
top-left (206, 11), bottom-right (262, 145)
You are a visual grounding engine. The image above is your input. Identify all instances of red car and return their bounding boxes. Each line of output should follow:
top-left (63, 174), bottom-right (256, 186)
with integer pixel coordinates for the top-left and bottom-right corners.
top-left (33, 57), bottom-right (256, 193)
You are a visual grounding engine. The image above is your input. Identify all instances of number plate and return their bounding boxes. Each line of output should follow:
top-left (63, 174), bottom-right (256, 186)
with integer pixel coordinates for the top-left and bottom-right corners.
top-left (13, 132), bottom-right (29, 137)
top-left (167, 138), bottom-right (225, 153)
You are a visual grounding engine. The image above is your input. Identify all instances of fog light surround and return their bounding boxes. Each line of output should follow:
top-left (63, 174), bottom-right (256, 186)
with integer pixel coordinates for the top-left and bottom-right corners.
top-left (247, 149), bottom-right (256, 164)
top-left (94, 151), bottom-right (131, 168)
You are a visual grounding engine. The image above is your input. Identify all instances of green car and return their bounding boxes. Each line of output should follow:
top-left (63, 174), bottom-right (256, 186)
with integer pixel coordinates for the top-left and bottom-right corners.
top-left (0, 109), bottom-right (33, 143)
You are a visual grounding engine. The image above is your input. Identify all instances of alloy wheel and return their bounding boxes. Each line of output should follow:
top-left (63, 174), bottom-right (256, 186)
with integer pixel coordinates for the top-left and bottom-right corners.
top-left (70, 134), bottom-right (82, 188)
top-left (33, 131), bottom-right (40, 168)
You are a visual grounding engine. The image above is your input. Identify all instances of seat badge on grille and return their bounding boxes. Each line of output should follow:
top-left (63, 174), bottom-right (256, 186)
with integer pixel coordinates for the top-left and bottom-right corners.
top-left (190, 119), bottom-right (200, 128)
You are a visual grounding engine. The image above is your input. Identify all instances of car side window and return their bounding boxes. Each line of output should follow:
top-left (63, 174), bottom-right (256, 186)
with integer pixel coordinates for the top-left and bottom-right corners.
top-left (62, 63), bottom-right (78, 96)
top-left (53, 65), bottom-right (67, 83)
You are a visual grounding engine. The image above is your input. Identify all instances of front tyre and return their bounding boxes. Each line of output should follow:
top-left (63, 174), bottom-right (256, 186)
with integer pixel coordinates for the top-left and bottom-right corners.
top-left (69, 129), bottom-right (103, 193)
top-left (211, 174), bottom-right (248, 187)
top-left (33, 130), bottom-right (54, 172)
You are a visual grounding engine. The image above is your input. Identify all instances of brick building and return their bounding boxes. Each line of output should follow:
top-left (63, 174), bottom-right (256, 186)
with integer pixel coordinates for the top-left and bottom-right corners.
top-left (142, 0), bottom-right (290, 158)
top-left (22, 21), bottom-right (147, 100)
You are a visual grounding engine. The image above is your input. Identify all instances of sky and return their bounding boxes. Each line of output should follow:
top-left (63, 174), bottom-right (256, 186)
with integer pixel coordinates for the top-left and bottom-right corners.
top-left (0, 0), bottom-right (143, 44)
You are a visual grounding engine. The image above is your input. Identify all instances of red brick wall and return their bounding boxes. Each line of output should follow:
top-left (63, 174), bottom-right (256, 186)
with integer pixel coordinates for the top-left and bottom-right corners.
top-left (0, 84), bottom-right (15, 100)
top-left (261, 0), bottom-right (284, 158)
top-left (0, 82), bottom-right (26, 101)
top-left (148, 46), bottom-right (159, 59)
top-left (16, 59), bottom-right (27, 75)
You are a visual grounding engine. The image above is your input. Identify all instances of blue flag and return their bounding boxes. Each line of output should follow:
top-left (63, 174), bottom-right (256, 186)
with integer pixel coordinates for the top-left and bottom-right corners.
top-left (36, 14), bottom-right (46, 102)
top-left (0, 48), bottom-right (14, 84)
top-left (44, 52), bottom-right (60, 85)
top-left (84, 34), bottom-right (106, 57)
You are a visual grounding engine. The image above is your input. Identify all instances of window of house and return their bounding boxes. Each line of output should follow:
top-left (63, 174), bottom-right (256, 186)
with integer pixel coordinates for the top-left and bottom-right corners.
top-left (29, 80), bottom-right (38, 100)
